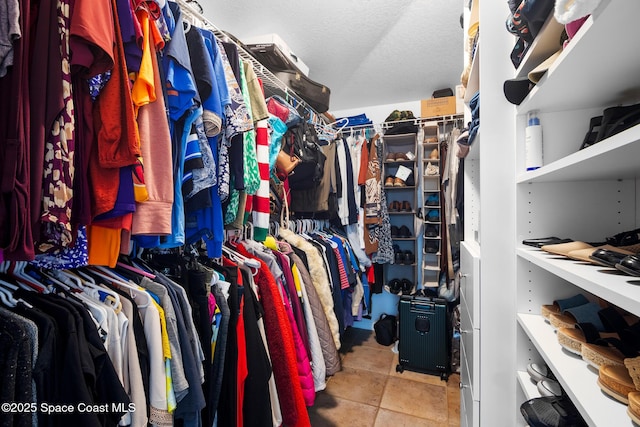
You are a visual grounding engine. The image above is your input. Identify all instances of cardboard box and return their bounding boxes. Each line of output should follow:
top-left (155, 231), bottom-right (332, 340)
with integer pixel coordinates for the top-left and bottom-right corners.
top-left (421, 96), bottom-right (457, 118)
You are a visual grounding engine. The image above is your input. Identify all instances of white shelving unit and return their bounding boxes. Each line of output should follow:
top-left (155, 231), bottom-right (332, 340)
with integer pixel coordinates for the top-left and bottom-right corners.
top-left (382, 132), bottom-right (419, 294)
top-left (518, 314), bottom-right (633, 427)
top-left (464, 0), bottom-right (640, 425)
top-left (517, 370), bottom-right (540, 401)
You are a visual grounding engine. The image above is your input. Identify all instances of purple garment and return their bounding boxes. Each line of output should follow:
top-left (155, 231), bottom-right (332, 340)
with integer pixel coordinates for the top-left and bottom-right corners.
top-left (116, 0), bottom-right (142, 72)
top-left (94, 166), bottom-right (136, 220)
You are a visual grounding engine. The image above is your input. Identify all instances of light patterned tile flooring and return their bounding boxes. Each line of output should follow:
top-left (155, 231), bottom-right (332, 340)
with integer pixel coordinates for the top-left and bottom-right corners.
top-left (308, 328), bottom-right (460, 427)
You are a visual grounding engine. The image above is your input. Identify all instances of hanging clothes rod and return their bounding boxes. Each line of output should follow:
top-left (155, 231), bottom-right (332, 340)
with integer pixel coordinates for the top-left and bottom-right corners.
top-left (176, 0), bottom-right (327, 126)
top-left (339, 114), bottom-right (465, 132)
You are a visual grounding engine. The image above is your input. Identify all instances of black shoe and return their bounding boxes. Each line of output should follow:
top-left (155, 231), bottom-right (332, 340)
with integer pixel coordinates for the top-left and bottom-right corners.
top-left (391, 225), bottom-right (399, 238)
top-left (400, 278), bottom-right (413, 294)
top-left (388, 279), bottom-right (402, 294)
top-left (398, 225), bottom-right (411, 238)
top-left (395, 249), bottom-right (404, 264)
top-left (425, 241), bottom-right (439, 253)
top-left (520, 396), bottom-right (585, 427)
top-left (589, 248), bottom-right (630, 268)
top-left (616, 254), bottom-right (640, 276)
top-left (425, 225), bottom-right (438, 237)
top-left (606, 227), bottom-right (640, 247)
top-left (403, 250), bottom-right (415, 265)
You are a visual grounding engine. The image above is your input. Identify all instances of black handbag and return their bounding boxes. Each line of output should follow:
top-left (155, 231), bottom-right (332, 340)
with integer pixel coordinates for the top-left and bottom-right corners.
top-left (282, 118), bottom-right (326, 190)
top-left (374, 313), bottom-right (398, 346)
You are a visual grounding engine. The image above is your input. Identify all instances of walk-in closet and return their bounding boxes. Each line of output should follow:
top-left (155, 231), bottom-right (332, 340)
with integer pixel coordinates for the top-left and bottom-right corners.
top-left (2, 0), bottom-right (632, 426)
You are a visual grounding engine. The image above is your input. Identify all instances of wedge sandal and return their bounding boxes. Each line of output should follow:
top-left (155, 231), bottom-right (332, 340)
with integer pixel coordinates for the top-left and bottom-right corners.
top-left (549, 301), bottom-right (605, 331)
top-left (597, 356), bottom-right (640, 404)
top-left (628, 392), bottom-right (640, 425)
top-left (582, 322), bottom-right (640, 369)
top-left (556, 306), bottom-right (636, 355)
top-left (556, 324), bottom-right (618, 356)
top-left (540, 294), bottom-right (589, 322)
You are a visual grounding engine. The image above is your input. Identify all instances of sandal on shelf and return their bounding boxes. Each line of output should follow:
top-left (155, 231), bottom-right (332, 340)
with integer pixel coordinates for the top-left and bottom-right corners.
top-left (594, 102), bottom-right (640, 144)
top-left (556, 323), bottom-right (618, 356)
top-left (628, 392), bottom-right (640, 424)
top-left (597, 356), bottom-right (640, 404)
top-left (540, 241), bottom-right (601, 258)
top-left (548, 301), bottom-right (605, 331)
top-left (522, 237), bottom-right (572, 248)
top-left (555, 305), bottom-right (635, 345)
top-left (579, 115), bottom-right (603, 150)
top-left (581, 322), bottom-right (640, 369)
top-left (541, 294), bottom-right (589, 321)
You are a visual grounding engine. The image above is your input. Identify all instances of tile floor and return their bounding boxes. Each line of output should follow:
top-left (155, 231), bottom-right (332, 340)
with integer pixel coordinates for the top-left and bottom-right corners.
top-left (308, 327), bottom-right (461, 427)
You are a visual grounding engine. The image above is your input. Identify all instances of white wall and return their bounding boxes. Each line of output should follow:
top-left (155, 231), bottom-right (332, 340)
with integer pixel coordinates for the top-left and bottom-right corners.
top-left (332, 100), bottom-right (422, 125)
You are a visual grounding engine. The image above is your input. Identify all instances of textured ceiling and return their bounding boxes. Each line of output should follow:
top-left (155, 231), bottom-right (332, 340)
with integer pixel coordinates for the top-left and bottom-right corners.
top-left (203, 0), bottom-right (465, 112)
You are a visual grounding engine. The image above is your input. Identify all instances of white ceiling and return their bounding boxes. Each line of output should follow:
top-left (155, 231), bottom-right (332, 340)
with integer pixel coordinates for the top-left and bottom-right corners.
top-left (203, 0), bottom-right (465, 112)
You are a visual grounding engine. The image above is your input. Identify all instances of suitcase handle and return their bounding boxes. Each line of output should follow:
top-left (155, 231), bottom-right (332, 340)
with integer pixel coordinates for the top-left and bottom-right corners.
top-left (410, 301), bottom-right (437, 313)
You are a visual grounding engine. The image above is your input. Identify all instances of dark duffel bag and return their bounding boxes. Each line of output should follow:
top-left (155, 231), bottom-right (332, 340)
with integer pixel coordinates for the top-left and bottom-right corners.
top-left (274, 70), bottom-right (331, 113)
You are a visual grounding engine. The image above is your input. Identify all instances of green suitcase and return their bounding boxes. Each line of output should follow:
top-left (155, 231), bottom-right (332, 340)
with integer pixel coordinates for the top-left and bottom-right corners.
top-left (396, 295), bottom-right (450, 380)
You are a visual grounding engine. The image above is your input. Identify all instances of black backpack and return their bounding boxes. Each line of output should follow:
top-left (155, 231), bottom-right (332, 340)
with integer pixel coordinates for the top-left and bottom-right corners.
top-left (374, 314), bottom-right (397, 346)
top-left (283, 119), bottom-right (326, 190)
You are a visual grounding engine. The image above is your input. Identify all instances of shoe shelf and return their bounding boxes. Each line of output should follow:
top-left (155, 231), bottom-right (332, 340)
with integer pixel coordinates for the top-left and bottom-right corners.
top-left (383, 131), bottom-right (419, 290)
top-left (516, 123), bottom-right (640, 184)
top-left (516, 370), bottom-right (540, 401)
top-left (517, 313), bottom-right (633, 427)
top-left (384, 185), bottom-right (416, 190)
top-left (517, 1), bottom-right (640, 113)
top-left (517, 246), bottom-right (640, 316)
top-left (466, 129), bottom-right (480, 162)
top-left (383, 159), bottom-right (415, 165)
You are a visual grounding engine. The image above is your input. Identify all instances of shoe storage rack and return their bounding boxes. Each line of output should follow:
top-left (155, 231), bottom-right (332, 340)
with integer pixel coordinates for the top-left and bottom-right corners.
top-left (422, 124), bottom-right (441, 288)
top-left (461, 1), bottom-right (640, 426)
top-left (382, 132), bottom-right (419, 295)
